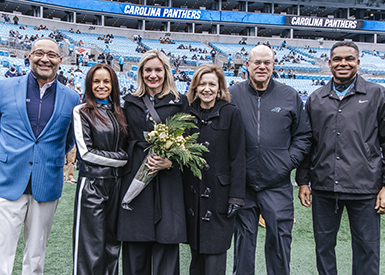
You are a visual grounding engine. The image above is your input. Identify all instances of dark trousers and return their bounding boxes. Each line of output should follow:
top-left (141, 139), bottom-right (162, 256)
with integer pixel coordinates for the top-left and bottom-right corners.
top-left (312, 194), bottom-right (380, 275)
top-left (73, 177), bottom-right (121, 275)
top-left (189, 248), bottom-right (226, 275)
top-left (122, 241), bottom-right (179, 275)
top-left (233, 184), bottom-right (293, 275)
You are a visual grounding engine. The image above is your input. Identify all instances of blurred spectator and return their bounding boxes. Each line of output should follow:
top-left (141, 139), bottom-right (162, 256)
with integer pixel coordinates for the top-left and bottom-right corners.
top-left (75, 83), bottom-right (82, 99)
top-left (119, 55), bottom-right (124, 72)
top-left (68, 43), bottom-right (74, 55)
top-left (82, 53), bottom-right (89, 66)
top-left (97, 52), bottom-right (106, 63)
top-left (4, 14), bottom-right (10, 24)
top-left (74, 66), bottom-right (83, 73)
top-left (104, 45), bottom-right (110, 54)
top-left (77, 54), bottom-right (83, 66)
top-left (66, 79), bottom-right (75, 90)
top-left (127, 84), bottom-right (136, 93)
top-left (288, 69), bottom-right (296, 79)
top-left (13, 15), bottom-right (18, 25)
top-left (106, 53), bottom-right (113, 66)
top-left (24, 53), bottom-right (30, 67)
top-left (57, 71), bottom-right (67, 85)
top-left (5, 66), bottom-right (21, 78)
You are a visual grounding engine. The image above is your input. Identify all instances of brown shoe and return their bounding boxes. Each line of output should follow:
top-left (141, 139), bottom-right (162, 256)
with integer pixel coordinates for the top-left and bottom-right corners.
top-left (258, 215), bottom-right (266, 228)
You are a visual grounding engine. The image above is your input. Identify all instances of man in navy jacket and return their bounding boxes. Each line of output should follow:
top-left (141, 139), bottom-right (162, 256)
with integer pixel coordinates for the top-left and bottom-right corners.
top-left (229, 45), bottom-right (312, 275)
top-left (0, 37), bottom-right (80, 275)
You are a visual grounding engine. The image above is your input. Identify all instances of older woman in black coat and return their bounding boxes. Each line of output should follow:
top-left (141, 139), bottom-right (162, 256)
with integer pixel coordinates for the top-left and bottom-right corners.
top-left (117, 50), bottom-right (189, 275)
top-left (184, 64), bottom-right (246, 275)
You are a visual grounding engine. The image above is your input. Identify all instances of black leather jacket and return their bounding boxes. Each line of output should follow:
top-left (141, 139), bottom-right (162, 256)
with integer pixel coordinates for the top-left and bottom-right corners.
top-left (72, 102), bottom-right (128, 179)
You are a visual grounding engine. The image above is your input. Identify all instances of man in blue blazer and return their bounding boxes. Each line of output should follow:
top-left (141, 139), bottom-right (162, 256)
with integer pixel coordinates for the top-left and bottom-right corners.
top-left (0, 37), bottom-right (80, 275)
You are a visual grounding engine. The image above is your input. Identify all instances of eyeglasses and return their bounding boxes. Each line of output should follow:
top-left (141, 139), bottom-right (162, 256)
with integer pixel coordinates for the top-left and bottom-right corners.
top-left (31, 50), bottom-right (60, 59)
top-left (249, 60), bottom-right (273, 67)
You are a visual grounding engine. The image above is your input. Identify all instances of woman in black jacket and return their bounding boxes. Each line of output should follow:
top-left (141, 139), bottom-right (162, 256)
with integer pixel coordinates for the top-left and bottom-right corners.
top-left (72, 63), bottom-right (128, 275)
top-left (184, 64), bottom-right (246, 275)
top-left (118, 49), bottom-right (189, 275)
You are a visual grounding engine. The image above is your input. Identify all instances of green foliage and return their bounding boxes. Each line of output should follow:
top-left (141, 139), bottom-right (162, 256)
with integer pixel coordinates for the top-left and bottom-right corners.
top-left (145, 113), bottom-right (208, 179)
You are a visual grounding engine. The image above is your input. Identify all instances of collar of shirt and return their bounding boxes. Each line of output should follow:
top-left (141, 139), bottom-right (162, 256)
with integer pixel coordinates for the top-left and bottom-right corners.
top-left (332, 77), bottom-right (356, 100)
top-left (30, 72), bottom-right (56, 99)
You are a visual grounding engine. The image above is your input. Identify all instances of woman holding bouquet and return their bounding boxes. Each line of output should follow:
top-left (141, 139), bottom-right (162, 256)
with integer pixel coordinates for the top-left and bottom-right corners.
top-left (118, 49), bottom-right (189, 275)
top-left (72, 63), bottom-right (128, 274)
top-left (184, 64), bottom-right (246, 275)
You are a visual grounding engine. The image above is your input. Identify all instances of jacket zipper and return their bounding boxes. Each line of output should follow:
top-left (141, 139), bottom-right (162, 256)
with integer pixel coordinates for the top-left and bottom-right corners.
top-left (36, 97), bottom-right (42, 136)
top-left (256, 96), bottom-right (261, 187)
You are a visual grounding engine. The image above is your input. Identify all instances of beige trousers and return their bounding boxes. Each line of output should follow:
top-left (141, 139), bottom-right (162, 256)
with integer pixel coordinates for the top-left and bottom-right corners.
top-left (64, 146), bottom-right (76, 181)
top-left (0, 195), bottom-right (58, 275)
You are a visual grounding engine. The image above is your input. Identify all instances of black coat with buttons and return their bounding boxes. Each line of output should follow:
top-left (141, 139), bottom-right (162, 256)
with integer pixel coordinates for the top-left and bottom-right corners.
top-left (183, 99), bottom-right (245, 254)
top-left (117, 92), bottom-right (189, 244)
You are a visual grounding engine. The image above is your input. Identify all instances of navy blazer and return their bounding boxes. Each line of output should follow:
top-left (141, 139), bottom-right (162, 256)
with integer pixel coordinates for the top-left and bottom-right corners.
top-left (0, 74), bottom-right (81, 202)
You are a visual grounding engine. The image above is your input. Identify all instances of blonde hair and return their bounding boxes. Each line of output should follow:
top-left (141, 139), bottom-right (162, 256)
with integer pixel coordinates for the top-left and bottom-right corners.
top-left (187, 64), bottom-right (230, 104)
top-left (132, 49), bottom-right (180, 99)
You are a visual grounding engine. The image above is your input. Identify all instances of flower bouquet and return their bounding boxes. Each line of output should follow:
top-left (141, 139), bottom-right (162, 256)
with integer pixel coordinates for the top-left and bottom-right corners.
top-left (121, 113), bottom-right (208, 210)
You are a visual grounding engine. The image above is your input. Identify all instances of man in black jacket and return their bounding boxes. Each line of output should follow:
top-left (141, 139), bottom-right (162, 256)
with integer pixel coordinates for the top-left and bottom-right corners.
top-left (229, 45), bottom-right (312, 275)
top-left (57, 71), bottom-right (67, 85)
top-left (296, 41), bottom-right (385, 275)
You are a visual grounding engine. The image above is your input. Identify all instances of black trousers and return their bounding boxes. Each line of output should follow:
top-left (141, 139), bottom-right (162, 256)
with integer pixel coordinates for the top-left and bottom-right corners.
top-left (122, 241), bottom-right (179, 275)
top-left (233, 184), bottom-right (294, 275)
top-left (189, 248), bottom-right (226, 275)
top-left (312, 194), bottom-right (380, 275)
top-left (73, 177), bottom-right (121, 275)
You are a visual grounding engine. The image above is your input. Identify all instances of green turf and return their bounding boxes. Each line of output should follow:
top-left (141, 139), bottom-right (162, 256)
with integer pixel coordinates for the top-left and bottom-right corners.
top-left (11, 168), bottom-right (385, 274)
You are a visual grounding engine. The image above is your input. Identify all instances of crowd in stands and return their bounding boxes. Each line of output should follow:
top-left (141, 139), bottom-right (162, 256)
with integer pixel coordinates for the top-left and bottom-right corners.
top-left (69, 28), bottom-right (81, 34)
top-left (135, 45), bottom-right (147, 53)
top-left (311, 79), bottom-right (326, 86)
top-left (133, 34), bottom-right (142, 43)
top-left (275, 49), bottom-right (306, 65)
top-left (34, 25), bottom-right (48, 30)
top-left (97, 33), bottom-right (114, 44)
top-left (304, 45), bottom-right (317, 54)
top-left (274, 67), bottom-right (296, 79)
top-left (159, 37), bottom-right (175, 44)
top-left (5, 65), bottom-right (24, 78)
top-left (4, 21), bottom-right (385, 101)
top-left (177, 44), bottom-right (208, 54)
top-left (174, 70), bottom-right (191, 82)
top-left (8, 28), bottom-right (64, 49)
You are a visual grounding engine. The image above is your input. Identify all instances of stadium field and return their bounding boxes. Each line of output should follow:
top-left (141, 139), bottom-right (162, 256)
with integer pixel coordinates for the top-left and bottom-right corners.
top-left (12, 170), bottom-right (385, 275)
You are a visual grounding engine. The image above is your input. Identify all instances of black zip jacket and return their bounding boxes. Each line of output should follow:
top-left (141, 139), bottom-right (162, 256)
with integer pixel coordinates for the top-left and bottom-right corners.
top-left (229, 79), bottom-right (312, 191)
top-left (296, 75), bottom-right (385, 194)
top-left (72, 102), bottom-right (128, 179)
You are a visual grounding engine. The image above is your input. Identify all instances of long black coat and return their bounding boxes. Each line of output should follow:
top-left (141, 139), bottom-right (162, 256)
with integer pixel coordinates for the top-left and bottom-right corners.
top-left (183, 99), bottom-right (245, 254)
top-left (117, 92), bottom-right (189, 244)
